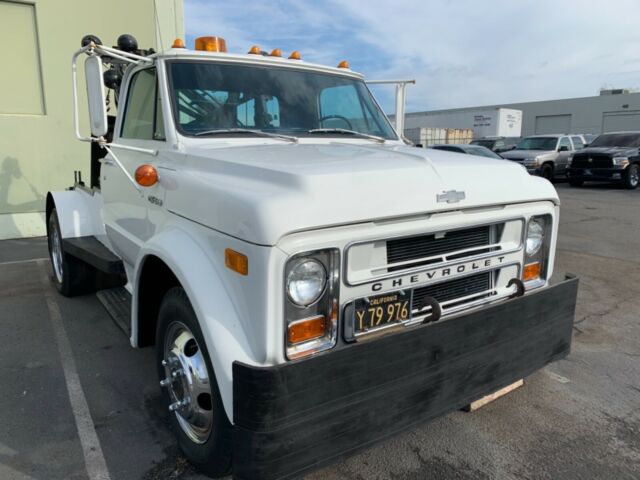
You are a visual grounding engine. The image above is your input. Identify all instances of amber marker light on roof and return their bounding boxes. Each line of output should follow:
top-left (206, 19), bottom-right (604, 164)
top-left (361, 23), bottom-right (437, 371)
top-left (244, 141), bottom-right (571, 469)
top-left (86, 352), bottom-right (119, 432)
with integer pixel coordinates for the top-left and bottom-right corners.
top-left (270, 48), bottom-right (282, 57)
top-left (248, 45), bottom-right (261, 54)
top-left (135, 164), bottom-right (158, 187)
top-left (337, 60), bottom-right (350, 68)
top-left (171, 38), bottom-right (185, 48)
top-left (225, 248), bottom-right (249, 276)
top-left (194, 36), bottom-right (227, 52)
top-left (288, 50), bottom-right (301, 60)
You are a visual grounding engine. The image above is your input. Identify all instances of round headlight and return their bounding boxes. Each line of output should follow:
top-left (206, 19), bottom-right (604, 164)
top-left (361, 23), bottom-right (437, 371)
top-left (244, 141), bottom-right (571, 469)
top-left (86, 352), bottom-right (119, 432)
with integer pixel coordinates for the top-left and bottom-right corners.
top-left (526, 219), bottom-right (545, 256)
top-left (287, 259), bottom-right (327, 306)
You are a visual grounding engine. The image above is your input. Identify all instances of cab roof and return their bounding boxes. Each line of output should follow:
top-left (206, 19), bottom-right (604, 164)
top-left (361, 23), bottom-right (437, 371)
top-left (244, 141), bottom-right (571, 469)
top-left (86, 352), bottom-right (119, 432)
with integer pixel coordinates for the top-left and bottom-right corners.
top-left (150, 48), bottom-right (365, 81)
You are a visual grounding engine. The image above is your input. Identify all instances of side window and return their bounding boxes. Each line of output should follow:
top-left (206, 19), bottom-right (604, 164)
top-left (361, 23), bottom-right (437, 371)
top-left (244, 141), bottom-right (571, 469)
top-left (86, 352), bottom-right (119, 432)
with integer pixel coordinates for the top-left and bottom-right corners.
top-left (494, 141), bottom-right (505, 149)
top-left (571, 136), bottom-right (584, 149)
top-left (558, 137), bottom-right (572, 151)
top-left (121, 68), bottom-right (165, 140)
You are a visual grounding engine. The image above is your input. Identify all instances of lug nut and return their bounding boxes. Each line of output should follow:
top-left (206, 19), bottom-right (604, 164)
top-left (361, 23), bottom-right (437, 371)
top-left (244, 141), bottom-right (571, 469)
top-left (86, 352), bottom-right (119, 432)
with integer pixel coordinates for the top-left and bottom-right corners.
top-left (168, 398), bottom-right (190, 412)
top-left (160, 378), bottom-right (171, 387)
top-left (172, 369), bottom-right (184, 378)
top-left (161, 359), bottom-right (168, 366)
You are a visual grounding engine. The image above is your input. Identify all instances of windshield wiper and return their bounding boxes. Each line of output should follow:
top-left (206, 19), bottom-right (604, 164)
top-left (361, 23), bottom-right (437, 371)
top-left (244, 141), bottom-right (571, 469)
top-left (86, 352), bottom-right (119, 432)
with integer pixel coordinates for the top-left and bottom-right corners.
top-left (194, 128), bottom-right (298, 143)
top-left (307, 128), bottom-right (386, 143)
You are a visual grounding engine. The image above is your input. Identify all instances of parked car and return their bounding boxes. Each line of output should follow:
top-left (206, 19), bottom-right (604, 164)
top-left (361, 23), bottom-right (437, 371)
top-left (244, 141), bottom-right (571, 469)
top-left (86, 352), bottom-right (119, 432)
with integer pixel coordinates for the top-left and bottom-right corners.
top-left (429, 144), bottom-right (504, 159)
top-left (470, 136), bottom-right (520, 153)
top-left (501, 134), bottom-right (579, 181)
top-left (566, 131), bottom-right (640, 189)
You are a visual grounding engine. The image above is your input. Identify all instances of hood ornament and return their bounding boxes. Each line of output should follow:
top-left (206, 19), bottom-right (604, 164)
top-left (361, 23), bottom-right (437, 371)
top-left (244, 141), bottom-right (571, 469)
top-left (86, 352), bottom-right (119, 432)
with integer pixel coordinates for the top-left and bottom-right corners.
top-left (437, 190), bottom-right (466, 204)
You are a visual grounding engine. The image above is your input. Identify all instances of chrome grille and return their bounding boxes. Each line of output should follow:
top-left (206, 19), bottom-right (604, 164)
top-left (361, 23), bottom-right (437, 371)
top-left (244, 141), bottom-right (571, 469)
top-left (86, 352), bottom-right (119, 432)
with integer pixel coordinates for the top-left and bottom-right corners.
top-left (412, 272), bottom-right (492, 311)
top-left (386, 225), bottom-right (496, 272)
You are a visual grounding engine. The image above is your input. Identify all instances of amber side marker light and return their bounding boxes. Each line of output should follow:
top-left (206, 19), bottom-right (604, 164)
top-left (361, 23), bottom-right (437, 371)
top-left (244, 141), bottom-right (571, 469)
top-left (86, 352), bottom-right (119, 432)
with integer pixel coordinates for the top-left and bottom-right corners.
top-left (337, 60), bottom-right (350, 68)
top-left (225, 248), bottom-right (248, 276)
top-left (248, 45), bottom-right (261, 54)
top-left (288, 50), bottom-right (301, 60)
top-left (171, 38), bottom-right (186, 48)
top-left (288, 316), bottom-right (326, 344)
top-left (195, 36), bottom-right (227, 52)
top-left (270, 48), bottom-right (282, 57)
top-left (523, 262), bottom-right (541, 282)
top-left (135, 164), bottom-right (158, 187)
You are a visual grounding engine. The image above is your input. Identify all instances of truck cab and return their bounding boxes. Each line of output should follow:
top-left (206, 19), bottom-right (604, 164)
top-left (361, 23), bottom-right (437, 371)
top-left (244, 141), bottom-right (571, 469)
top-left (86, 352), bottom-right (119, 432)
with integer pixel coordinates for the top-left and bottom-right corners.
top-left (46, 35), bottom-right (579, 479)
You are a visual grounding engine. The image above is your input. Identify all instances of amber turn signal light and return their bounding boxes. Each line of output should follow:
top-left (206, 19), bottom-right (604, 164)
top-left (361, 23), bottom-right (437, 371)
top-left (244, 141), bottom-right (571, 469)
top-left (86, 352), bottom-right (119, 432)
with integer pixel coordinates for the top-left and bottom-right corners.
top-left (195, 36), bottom-right (227, 52)
top-left (171, 38), bottom-right (185, 48)
top-left (135, 164), bottom-right (158, 187)
top-left (288, 316), bottom-right (326, 344)
top-left (225, 248), bottom-right (248, 276)
top-left (523, 262), bottom-right (541, 282)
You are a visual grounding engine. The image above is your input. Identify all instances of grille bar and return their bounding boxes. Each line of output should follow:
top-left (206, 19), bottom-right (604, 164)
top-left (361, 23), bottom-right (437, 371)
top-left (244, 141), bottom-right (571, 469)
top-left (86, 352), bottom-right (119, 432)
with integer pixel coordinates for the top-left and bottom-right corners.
top-left (571, 155), bottom-right (613, 168)
top-left (387, 226), bottom-right (493, 272)
top-left (412, 272), bottom-right (492, 311)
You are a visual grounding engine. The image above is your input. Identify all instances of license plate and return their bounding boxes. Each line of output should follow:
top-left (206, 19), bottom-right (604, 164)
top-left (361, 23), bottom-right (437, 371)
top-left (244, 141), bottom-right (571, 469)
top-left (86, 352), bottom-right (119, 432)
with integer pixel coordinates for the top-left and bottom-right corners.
top-left (354, 290), bottom-right (412, 333)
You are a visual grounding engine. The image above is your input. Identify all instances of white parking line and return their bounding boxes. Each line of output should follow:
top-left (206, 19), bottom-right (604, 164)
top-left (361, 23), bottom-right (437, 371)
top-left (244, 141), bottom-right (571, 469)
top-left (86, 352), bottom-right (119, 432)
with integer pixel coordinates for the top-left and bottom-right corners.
top-left (0, 257), bottom-right (49, 267)
top-left (37, 260), bottom-right (111, 480)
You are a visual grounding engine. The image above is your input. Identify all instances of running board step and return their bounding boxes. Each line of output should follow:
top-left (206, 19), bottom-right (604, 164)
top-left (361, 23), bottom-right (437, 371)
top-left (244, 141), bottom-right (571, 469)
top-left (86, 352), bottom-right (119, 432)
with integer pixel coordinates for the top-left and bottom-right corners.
top-left (62, 236), bottom-right (124, 274)
top-left (97, 287), bottom-right (132, 337)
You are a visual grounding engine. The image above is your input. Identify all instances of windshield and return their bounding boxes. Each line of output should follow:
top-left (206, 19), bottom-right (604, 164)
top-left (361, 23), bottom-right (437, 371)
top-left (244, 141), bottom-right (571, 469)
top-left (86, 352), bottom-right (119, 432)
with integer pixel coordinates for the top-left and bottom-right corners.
top-left (470, 140), bottom-right (494, 148)
top-left (465, 146), bottom-right (502, 159)
top-left (515, 137), bottom-right (558, 151)
top-left (589, 133), bottom-right (640, 148)
top-left (168, 61), bottom-right (397, 140)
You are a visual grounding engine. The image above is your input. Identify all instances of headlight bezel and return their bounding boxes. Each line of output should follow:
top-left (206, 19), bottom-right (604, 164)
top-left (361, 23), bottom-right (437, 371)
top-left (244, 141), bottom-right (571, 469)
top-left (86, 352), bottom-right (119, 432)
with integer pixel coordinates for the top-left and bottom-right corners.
top-left (284, 249), bottom-right (340, 360)
top-left (612, 156), bottom-right (630, 166)
top-left (523, 215), bottom-right (552, 288)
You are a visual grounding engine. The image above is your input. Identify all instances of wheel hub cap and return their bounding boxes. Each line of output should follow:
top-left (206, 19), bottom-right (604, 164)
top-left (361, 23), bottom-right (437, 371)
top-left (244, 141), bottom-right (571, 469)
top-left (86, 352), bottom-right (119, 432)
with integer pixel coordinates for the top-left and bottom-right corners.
top-left (162, 322), bottom-right (213, 444)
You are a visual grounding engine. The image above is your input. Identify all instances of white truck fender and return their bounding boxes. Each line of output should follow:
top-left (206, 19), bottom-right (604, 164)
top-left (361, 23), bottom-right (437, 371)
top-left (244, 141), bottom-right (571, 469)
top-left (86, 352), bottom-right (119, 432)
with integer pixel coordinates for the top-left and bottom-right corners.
top-left (46, 190), bottom-right (106, 239)
top-left (133, 227), bottom-right (258, 421)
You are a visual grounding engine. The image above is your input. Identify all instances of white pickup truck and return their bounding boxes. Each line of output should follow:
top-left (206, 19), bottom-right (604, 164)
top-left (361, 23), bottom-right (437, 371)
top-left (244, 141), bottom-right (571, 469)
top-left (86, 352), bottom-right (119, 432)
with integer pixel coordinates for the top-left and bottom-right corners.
top-left (46, 34), bottom-right (578, 479)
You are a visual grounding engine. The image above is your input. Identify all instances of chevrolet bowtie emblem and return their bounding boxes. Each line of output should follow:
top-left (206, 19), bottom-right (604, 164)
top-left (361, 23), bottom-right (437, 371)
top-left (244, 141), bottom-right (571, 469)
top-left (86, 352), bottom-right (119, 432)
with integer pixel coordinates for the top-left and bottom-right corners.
top-left (437, 190), bottom-right (466, 203)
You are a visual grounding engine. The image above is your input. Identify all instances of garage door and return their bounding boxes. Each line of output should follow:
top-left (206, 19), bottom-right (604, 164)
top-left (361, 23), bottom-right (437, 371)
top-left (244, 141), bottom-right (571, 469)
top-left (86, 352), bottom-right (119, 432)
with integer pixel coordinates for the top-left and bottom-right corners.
top-left (602, 111), bottom-right (640, 133)
top-left (534, 115), bottom-right (571, 135)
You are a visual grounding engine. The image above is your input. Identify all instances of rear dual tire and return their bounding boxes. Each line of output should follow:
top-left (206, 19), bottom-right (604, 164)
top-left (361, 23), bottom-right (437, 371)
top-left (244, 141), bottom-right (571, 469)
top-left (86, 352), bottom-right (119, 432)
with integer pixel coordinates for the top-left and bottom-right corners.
top-left (47, 208), bottom-right (97, 297)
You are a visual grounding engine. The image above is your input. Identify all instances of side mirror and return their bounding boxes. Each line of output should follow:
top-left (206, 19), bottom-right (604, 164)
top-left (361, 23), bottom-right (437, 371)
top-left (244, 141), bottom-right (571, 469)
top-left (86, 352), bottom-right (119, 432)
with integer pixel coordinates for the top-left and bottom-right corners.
top-left (558, 146), bottom-right (569, 152)
top-left (84, 56), bottom-right (108, 137)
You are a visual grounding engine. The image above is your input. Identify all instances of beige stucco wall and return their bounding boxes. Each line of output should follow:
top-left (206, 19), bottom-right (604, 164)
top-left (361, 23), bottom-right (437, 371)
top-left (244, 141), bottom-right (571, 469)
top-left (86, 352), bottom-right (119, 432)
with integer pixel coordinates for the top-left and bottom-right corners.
top-left (0, 0), bottom-right (183, 240)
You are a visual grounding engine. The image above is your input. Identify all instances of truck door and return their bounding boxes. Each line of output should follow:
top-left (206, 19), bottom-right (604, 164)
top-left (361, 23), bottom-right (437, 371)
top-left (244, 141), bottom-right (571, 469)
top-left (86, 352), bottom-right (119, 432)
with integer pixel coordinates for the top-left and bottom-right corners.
top-left (100, 67), bottom-right (166, 268)
top-left (556, 136), bottom-right (572, 174)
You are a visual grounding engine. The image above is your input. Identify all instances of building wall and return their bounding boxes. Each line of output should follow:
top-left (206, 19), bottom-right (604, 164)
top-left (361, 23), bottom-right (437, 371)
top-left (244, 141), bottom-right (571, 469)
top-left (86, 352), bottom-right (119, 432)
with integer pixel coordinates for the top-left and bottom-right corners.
top-left (0, 0), bottom-right (183, 240)
top-left (404, 92), bottom-right (640, 140)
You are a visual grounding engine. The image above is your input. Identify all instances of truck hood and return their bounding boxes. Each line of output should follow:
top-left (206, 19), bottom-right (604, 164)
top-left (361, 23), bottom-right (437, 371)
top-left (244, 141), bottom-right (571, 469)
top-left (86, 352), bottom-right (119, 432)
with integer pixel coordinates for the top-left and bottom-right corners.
top-left (572, 146), bottom-right (637, 157)
top-left (165, 143), bottom-right (558, 245)
top-left (501, 149), bottom-right (555, 160)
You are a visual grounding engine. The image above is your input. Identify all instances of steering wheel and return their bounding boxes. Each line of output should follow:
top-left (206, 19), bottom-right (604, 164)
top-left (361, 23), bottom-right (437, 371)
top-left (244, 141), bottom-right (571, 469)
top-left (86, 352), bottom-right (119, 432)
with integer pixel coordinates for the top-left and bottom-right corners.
top-left (319, 115), bottom-right (353, 130)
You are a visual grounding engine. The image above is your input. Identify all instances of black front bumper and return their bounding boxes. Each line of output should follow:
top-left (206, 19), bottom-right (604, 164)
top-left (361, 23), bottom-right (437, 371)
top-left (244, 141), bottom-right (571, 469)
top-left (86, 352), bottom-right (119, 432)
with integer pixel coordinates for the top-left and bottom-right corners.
top-left (567, 166), bottom-right (625, 182)
top-left (232, 276), bottom-right (579, 480)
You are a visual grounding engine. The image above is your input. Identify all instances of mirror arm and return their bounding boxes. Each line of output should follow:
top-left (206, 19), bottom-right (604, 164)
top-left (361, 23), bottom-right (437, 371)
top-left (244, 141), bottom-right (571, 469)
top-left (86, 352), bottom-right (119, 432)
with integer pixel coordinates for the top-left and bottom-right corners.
top-left (101, 142), bottom-right (143, 195)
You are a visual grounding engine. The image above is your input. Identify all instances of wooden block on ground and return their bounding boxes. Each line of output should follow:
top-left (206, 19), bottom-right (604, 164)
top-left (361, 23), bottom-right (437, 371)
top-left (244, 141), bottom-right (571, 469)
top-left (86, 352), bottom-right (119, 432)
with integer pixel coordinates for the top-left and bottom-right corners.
top-left (463, 379), bottom-right (524, 412)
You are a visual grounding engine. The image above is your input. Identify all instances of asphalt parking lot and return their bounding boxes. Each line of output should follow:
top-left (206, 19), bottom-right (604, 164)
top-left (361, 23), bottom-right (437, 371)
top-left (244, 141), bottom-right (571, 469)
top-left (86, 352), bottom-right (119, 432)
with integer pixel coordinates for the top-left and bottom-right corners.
top-left (1, 183), bottom-right (639, 480)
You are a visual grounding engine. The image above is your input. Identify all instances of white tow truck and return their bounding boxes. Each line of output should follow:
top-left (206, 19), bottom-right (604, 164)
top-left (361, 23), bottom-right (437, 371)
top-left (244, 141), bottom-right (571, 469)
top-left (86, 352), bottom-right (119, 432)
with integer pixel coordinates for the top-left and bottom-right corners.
top-left (46, 34), bottom-right (579, 479)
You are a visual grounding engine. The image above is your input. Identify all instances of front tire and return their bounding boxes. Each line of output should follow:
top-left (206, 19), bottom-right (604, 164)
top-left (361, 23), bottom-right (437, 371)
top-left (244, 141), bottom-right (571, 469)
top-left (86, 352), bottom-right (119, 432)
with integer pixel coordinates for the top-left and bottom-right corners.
top-left (156, 287), bottom-right (232, 478)
top-left (540, 163), bottom-right (554, 182)
top-left (47, 208), bottom-right (97, 296)
top-left (623, 164), bottom-right (639, 189)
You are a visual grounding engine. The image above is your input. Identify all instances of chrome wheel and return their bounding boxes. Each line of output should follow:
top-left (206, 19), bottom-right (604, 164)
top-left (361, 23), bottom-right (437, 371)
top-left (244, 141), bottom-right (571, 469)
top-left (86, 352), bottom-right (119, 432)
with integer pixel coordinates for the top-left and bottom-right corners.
top-left (161, 322), bottom-right (213, 444)
top-left (49, 214), bottom-right (64, 284)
